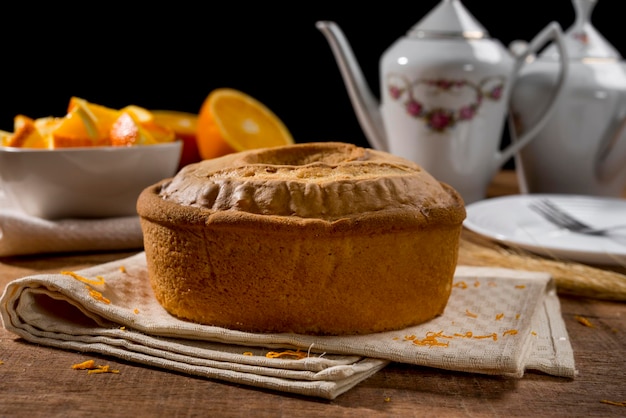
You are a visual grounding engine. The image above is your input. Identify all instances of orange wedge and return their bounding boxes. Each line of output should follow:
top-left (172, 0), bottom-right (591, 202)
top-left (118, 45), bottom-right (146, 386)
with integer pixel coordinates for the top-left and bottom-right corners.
top-left (4, 115), bottom-right (54, 148)
top-left (152, 110), bottom-right (201, 167)
top-left (0, 130), bottom-right (12, 146)
top-left (196, 88), bottom-right (294, 160)
top-left (110, 112), bottom-right (160, 146)
top-left (53, 97), bottom-right (120, 147)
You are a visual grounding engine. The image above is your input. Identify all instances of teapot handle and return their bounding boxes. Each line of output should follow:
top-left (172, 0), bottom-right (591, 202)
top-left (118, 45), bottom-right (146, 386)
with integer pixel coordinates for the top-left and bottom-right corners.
top-left (497, 22), bottom-right (569, 167)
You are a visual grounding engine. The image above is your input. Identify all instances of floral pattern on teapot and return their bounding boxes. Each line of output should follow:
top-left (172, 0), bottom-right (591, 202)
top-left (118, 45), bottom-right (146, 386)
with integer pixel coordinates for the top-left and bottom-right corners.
top-left (387, 74), bottom-right (506, 132)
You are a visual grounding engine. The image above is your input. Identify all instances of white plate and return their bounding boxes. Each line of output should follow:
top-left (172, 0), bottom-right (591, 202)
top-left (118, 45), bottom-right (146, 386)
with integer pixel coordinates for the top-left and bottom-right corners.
top-left (464, 194), bottom-right (626, 266)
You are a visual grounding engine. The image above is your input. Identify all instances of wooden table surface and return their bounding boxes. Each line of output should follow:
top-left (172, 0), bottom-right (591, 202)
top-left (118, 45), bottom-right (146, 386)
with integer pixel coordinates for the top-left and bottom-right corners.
top-left (1, 171), bottom-right (625, 418)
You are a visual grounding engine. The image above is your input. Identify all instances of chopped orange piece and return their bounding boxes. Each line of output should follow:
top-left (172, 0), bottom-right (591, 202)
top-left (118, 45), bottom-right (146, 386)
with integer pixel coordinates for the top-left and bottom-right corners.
top-left (4, 115), bottom-right (53, 148)
top-left (152, 110), bottom-right (201, 167)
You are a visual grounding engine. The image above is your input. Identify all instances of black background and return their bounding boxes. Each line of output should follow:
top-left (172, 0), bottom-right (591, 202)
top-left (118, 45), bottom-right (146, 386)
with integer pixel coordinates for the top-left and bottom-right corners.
top-left (0, 0), bottom-right (621, 158)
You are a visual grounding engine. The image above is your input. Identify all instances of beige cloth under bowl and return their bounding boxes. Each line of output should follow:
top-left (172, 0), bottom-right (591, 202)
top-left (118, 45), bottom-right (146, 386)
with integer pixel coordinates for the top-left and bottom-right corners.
top-left (0, 208), bottom-right (143, 257)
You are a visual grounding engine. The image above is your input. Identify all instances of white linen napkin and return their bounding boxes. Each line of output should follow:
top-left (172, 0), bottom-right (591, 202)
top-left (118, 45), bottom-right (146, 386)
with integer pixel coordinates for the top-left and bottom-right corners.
top-left (0, 253), bottom-right (576, 399)
top-left (0, 208), bottom-right (144, 257)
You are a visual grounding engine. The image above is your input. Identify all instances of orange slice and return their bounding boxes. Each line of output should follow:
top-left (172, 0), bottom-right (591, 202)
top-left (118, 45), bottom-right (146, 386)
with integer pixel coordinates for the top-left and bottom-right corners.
top-left (120, 105), bottom-right (154, 124)
top-left (4, 115), bottom-right (54, 148)
top-left (0, 130), bottom-right (12, 146)
top-left (111, 105), bottom-right (175, 146)
top-left (110, 112), bottom-right (159, 146)
top-left (152, 110), bottom-right (201, 167)
top-left (53, 97), bottom-right (120, 147)
top-left (196, 88), bottom-right (294, 160)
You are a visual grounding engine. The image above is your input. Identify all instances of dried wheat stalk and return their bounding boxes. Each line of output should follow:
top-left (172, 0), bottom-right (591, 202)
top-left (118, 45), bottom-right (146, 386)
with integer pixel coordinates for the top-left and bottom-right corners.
top-left (458, 235), bottom-right (626, 301)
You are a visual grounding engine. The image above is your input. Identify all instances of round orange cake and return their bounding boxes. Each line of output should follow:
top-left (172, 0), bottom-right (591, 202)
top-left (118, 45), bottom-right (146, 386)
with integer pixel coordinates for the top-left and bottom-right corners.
top-left (137, 142), bottom-right (466, 335)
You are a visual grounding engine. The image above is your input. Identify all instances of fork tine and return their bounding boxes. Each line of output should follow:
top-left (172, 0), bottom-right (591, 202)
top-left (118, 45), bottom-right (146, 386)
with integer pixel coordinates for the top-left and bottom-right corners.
top-left (539, 199), bottom-right (591, 229)
top-left (529, 199), bottom-right (591, 231)
top-left (528, 199), bottom-right (625, 236)
top-left (529, 201), bottom-right (569, 228)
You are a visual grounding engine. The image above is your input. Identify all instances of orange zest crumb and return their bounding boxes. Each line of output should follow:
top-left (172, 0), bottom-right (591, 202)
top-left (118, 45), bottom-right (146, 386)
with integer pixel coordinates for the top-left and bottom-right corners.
top-left (600, 400), bottom-right (626, 407)
top-left (515, 314), bottom-right (521, 320)
top-left (531, 331), bottom-right (537, 336)
top-left (400, 328), bottom-right (522, 347)
top-left (0, 360), bottom-right (4, 365)
top-left (473, 333), bottom-right (498, 341)
top-left (63, 271), bottom-right (111, 303)
top-left (243, 352), bottom-right (253, 356)
top-left (515, 285), bottom-right (526, 289)
top-left (453, 281), bottom-right (467, 289)
top-left (575, 315), bottom-right (594, 327)
top-left (266, 350), bottom-right (307, 360)
top-left (495, 313), bottom-right (504, 321)
top-left (72, 359), bottom-right (119, 374)
top-left (474, 280), bottom-right (480, 287)
top-left (61, 271), bottom-right (105, 286)
top-left (119, 266), bottom-right (127, 273)
top-left (133, 308), bottom-right (139, 314)
top-left (71, 359), bottom-right (96, 370)
top-left (406, 331), bottom-right (450, 348)
top-left (384, 396), bottom-right (391, 402)
top-left (87, 365), bottom-right (119, 374)
top-left (120, 326), bottom-right (126, 331)
top-left (86, 286), bottom-right (111, 304)
top-left (466, 309), bottom-right (478, 318)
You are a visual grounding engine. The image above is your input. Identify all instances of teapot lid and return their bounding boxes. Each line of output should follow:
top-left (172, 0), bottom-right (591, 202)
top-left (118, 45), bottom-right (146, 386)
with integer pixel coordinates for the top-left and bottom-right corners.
top-left (541, 0), bottom-right (621, 61)
top-left (407, 0), bottom-right (489, 39)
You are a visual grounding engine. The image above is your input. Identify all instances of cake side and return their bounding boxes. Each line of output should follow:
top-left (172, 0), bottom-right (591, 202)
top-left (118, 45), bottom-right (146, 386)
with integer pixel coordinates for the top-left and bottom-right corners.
top-left (139, 212), bottom-right (461, 335)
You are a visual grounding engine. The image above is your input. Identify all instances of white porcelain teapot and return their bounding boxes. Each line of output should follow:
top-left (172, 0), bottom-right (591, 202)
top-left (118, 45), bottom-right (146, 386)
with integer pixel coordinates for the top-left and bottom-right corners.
top-left (509, 0), bottom-right (626, 197)
top-left (316, 0), bottom-right (568, 203)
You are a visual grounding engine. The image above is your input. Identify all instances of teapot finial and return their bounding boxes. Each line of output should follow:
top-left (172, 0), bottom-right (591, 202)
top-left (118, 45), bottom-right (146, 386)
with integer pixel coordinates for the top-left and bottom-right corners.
top-left (407, 0), bottom-right (488, 39)
top-left (542, 0), bottom-right (619, 60)
top-left (573, 0), bottom-right (597, 28)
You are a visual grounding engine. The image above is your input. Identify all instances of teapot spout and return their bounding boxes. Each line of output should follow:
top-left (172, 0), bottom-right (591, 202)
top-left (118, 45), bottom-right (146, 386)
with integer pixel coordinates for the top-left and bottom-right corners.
top-left (316, 21), bottom-right (388, 151)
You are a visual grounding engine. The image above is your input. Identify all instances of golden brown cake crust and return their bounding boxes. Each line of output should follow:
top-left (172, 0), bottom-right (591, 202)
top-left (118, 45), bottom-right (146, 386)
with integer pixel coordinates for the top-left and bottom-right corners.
top-left (137, 142), bottom-right (466, 335)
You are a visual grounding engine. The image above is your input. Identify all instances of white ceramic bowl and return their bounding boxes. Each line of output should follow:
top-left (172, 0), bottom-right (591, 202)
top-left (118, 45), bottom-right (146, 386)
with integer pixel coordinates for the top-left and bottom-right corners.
top-left (0, 141), bottom-right (182, 219)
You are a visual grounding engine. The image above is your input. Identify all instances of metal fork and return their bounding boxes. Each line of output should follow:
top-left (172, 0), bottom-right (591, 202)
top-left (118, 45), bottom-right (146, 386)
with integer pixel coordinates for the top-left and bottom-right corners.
top-left (528, 199), bottom-right (626, 236)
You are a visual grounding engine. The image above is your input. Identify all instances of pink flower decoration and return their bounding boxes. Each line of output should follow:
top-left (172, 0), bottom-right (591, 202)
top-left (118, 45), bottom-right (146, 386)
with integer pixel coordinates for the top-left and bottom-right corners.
top-left (489, 86), bottom-right (503, 100)
top-left (405, 99), bottom-right (423, 117)
top-left (389, 85), bottom-right (402, 99)
top-left (428, 110), bottom-right (454, 131)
